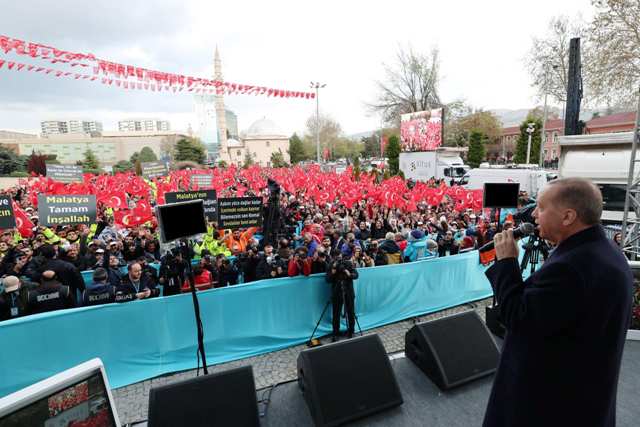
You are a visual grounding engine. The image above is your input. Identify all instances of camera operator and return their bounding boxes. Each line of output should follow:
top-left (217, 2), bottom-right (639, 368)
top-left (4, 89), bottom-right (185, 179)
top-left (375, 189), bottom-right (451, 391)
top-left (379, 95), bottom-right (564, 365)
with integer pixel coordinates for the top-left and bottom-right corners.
top-left (218, 258), bottom-right (239, 287)
top-left (238, 245), bottom-right (260, 283)
top-left (311, 248), bottom-right (329, 274)
top-left (288, 247), bottom-right (312, 277)
top-left (257, 244), bottom-right (283, 280)
top-left (159, 249), bottom-right (187, 297)
top-left (326, 254), bottom-right (359, 341)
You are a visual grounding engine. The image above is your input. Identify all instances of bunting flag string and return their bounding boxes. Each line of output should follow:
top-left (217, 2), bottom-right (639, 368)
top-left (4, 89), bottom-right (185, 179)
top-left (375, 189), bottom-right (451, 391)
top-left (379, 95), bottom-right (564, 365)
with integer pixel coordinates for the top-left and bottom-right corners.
top-left (0, 34), bottom-right (315, 99)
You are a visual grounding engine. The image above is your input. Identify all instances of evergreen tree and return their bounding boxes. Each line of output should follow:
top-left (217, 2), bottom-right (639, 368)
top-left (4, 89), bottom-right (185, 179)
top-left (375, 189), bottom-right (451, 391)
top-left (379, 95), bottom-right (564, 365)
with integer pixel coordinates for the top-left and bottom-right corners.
top-left (0, 146), bottom-right (24, 175)
top-left (514, 116), bottom-right (543, 164)
top-left (174, 138), bottom-right (206, 164)
top-left (27, 151), bottom-right (47, 176)
top-left (138, 146), bottom-right (158, 162)
top-left (113, 160), bottom-right (134, 173)
top-left (270, 149), bottom-right (287, 168)
top-left (288, 133), bottom-right (306, 164)
top-left (130, 152), bottom-right (139, 164)
top-left (467, 131), bottom-right (486, 168)
top-left (82, 149), bottom-right (100, 171)
top-left (243, 151), bottom-right (255, 168)
top-left (385, 135), bottom-right (401, 176)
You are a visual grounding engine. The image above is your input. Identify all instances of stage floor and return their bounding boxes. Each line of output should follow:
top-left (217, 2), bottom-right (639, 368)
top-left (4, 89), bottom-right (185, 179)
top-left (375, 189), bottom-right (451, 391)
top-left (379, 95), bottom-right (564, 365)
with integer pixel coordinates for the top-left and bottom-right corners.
top-left (258, 340), bottom-right (640, 427)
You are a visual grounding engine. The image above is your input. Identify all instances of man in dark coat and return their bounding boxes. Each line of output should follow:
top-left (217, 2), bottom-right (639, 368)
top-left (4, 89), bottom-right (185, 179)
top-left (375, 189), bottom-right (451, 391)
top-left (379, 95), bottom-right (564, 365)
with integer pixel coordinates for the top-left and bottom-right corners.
top-left (484, 178), bottom-right (633, 427)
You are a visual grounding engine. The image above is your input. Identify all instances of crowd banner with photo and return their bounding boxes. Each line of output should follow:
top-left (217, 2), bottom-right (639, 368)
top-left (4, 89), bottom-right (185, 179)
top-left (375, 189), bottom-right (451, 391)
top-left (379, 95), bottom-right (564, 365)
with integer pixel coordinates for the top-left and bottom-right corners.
top-left (141, 161), bottom-right (169, 180)
top-left (37, 195), bottom-right (97, 226)
top-left (190, 173), bottom-right (213, 188)
top-left (400, 108), bottom-right (444, 152)
top-left (0, 196), bottom-right (16, 229)
top-left (164, 190), bottom-right (217, 221)
top-left (45, 164), bottom-right (83, 183)
top-left (217, 197), bottom-right (263, 229)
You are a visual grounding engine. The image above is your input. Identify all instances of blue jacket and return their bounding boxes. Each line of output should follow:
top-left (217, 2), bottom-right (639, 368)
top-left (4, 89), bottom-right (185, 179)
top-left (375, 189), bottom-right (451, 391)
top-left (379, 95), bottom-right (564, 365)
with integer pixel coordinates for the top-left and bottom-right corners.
top-left (403, 237), bottom-right (429, 262)
top-left (483, 225), bottom-right (632, 427)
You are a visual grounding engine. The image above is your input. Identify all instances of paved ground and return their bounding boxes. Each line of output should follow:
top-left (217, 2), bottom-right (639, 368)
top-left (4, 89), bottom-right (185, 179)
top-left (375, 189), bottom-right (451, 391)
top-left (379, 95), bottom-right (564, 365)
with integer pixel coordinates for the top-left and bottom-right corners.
top-left (113, 297), bottom-right (493, 424)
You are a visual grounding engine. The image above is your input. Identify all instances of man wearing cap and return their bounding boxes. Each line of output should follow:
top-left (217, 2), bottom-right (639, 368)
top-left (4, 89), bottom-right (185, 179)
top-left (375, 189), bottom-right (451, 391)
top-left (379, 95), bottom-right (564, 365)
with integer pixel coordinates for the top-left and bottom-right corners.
top-left (0, 276), bottom-right (27, 321)
top-left (82, 268), bottom-right (116, 306)
top-left (26, 270), bottom-right (75, 314)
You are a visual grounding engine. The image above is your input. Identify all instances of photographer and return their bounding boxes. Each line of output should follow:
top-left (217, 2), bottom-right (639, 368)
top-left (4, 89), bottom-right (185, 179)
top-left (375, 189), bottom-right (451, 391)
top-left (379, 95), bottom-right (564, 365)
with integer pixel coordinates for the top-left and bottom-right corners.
top-left (326, 254), bottom-right (359, 341)
top-left (256, 244), bottom-right (285, 280)
top-left (158, 250), bottom-right (187, 297)
top-left (311, 248), bottom-right (329, 274)
top-left (288, 247), bottom-right (312, 277)
top-left (238, 245), bottom-right (260, 283)
top-left (218, 258), bottom-right (239, 287)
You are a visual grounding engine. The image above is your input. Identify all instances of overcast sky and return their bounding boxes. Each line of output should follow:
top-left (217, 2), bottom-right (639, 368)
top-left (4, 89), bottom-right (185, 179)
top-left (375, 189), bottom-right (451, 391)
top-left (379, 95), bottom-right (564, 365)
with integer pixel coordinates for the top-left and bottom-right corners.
top-left (0, 0), bottom-right (593, 137)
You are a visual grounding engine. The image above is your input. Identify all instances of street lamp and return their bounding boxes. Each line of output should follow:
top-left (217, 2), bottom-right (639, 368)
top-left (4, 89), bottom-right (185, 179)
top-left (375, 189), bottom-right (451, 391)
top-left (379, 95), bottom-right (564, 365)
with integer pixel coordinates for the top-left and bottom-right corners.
top-left (310, 81), bottom-right (326, 163)
top-left (526, 122), bottom-right (536, 164)
top-left (539, 63), bottom-right (560, 168)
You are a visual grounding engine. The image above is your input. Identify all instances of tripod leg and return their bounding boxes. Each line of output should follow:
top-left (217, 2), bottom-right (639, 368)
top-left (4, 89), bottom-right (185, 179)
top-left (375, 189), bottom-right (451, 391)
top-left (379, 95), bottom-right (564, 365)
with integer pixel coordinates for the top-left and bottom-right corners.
top-left (308, 299), bottom-right (331, 344)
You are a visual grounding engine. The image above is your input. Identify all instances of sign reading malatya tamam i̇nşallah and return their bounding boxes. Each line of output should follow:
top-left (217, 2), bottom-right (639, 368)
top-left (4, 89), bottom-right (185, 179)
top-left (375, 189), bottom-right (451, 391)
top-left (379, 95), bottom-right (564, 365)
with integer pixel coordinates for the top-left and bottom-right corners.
top-left (38, 195), bottom-right (97, 226)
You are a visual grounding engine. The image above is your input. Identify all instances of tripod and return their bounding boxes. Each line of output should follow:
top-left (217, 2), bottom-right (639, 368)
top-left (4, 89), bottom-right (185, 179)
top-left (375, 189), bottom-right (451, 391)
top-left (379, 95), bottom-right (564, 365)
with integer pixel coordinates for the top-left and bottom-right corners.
top-left (177, 239), bottom-right (209, 375)
top-left (307, 283), bottom-right (363, 346)
top-left (520, 232), bottom-right (550, 275)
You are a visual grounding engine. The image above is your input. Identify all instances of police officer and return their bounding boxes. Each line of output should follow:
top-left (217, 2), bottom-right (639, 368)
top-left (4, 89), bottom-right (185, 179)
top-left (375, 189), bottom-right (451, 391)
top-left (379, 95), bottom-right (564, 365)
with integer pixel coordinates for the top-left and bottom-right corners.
top-left (82, 268), bottom-right (116, 307)
top-left (0, 276), bottom-right (27, 321)
top-left (26, 270), bottom-right (75, 314)
top-left (326, 254), bottom-right (359, 341)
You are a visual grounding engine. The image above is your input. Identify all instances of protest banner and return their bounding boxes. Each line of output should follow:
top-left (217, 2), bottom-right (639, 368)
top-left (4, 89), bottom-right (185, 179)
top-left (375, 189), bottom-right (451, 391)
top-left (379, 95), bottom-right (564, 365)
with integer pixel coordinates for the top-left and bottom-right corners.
top-left (165, 190), bottom-right (217, 221)
top-left (45, 165), bottom-right (83, 183)
top-left (190, 174), bottom-right (213, 188)
top-left (141, 161), bottom-right (169, 179)
top-left (0, 196), bottom-right (16, 229)
top-left (217, 197), bottom-right (263, 229)
top-left (37, 195), bottom-right (97, 226)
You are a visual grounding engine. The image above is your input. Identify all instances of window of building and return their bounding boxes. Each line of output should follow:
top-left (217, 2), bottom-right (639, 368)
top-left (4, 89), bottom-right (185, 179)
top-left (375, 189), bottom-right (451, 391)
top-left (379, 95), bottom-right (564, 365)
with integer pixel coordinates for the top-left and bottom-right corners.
top-left (237, 150), bottom-right (241, 157)
top-left (553, 132), bottom-right (558, 142)
top-left (266, 141), bottom-right (270, 147)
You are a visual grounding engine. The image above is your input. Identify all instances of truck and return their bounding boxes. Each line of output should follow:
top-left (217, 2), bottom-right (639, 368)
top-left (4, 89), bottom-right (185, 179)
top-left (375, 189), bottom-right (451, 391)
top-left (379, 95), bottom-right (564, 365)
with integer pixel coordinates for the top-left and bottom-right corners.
top-left (399, 148), bottom-right (469, 182)
top-left (558, 131), bottom-right (636, 225)
top-left (459, 167), bottom-right (549, 196)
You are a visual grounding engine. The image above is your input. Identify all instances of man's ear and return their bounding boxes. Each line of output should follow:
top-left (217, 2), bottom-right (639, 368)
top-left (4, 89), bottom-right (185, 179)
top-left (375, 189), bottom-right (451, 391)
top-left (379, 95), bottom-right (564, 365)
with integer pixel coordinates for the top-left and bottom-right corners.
top-left (562, 208), bottom-right (578, 226)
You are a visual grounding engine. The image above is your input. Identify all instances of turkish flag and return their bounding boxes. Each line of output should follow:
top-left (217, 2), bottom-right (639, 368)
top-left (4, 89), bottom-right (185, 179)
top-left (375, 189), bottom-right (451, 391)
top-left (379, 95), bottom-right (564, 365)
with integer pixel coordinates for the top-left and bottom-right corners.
top-left (12, 202), bottom-right (34, 238)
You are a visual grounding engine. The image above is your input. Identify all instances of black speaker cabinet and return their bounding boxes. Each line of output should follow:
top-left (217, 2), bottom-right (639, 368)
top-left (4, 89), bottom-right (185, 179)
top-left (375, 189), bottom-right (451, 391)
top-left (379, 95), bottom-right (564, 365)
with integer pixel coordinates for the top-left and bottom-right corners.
top-left (405, 310), bottom-right (500, 390)
top-left (297, 334), bottom-right (403, 427)
top-left (147, 366), bottom-right (259, 427)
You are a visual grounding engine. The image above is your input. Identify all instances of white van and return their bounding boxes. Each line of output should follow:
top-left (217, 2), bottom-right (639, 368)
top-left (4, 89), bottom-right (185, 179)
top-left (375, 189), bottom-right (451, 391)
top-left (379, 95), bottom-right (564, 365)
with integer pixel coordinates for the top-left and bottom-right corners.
top-left (460, 167), bottom-right (549, 196)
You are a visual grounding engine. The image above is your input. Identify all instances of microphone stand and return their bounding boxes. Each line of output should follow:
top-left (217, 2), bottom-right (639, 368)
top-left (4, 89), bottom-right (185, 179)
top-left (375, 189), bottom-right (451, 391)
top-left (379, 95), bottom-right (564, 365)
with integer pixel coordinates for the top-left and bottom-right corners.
top-left (180, 238), bottom-right (208, 375)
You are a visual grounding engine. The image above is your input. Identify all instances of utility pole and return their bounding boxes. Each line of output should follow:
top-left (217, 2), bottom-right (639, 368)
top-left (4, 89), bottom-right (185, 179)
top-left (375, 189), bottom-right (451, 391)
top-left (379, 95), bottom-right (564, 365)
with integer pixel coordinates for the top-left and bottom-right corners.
top-left (310, 82), bottom-right (326, 163)
top-left (526, 123), bottom-right (535, 164)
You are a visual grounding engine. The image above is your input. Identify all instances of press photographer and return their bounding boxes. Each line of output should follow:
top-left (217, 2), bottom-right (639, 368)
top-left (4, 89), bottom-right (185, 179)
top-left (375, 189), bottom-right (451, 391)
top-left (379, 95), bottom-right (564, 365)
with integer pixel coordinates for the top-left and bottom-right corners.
top-left (326, 255), bottom-right (359, 341)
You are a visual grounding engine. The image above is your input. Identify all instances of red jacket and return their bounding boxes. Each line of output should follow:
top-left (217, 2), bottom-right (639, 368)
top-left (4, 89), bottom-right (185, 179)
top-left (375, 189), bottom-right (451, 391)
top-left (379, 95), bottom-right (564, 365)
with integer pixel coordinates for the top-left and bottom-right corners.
top-left (288, 258), bottom-right (312, 277)
top-left (181, 270), bottom-right (213, 292)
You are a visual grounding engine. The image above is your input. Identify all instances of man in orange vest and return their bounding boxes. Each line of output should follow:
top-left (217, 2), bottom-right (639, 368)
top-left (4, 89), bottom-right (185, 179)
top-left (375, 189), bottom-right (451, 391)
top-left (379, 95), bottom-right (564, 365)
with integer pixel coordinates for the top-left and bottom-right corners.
top-left (221, 227), bottom-right (257, 254)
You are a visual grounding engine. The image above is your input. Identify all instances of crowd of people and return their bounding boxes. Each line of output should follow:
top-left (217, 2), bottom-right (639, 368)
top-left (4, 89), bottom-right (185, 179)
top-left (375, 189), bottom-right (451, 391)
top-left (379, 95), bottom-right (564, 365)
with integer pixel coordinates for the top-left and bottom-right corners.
top-left (0, 165), bottom-right (546, 323)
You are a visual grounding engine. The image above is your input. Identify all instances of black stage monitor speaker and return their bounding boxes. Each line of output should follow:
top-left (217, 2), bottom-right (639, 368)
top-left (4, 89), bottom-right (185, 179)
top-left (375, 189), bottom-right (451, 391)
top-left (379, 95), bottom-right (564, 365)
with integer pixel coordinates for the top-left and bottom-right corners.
top-left (297, 334), bottom-right (403, 427)
top-left (483, 182), bottom-right (520, 208)
top-left (147, 366), bottom-right (259, 427)
top-left (155, 199), bottom-right (207, 243)
top-left (405, 310), bottom-right (500, 390)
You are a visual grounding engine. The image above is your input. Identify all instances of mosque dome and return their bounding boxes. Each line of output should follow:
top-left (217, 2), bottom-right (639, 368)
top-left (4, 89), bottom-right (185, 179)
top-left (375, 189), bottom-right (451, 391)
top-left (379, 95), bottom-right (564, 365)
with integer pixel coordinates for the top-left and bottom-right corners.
top-left (245, 117), bottom-right (286, 138)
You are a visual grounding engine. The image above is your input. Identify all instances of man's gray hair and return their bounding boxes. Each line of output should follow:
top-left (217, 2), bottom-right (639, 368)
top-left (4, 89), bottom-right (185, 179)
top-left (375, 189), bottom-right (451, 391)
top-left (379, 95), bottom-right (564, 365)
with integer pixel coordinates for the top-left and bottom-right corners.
top-left (546, 177), bottom-right (603, 225)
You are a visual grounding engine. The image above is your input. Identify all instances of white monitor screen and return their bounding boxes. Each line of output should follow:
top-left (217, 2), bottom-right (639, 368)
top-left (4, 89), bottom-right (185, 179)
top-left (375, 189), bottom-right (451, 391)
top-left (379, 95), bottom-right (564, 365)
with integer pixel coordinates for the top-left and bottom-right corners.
top-left (0, 359), bottom-right (120, 427)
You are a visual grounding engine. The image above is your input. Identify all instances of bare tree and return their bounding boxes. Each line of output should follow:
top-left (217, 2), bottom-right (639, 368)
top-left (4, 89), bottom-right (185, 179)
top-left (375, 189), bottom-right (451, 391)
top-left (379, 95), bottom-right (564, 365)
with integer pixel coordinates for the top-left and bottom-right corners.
top-left (587, 0), bottom-right (640, 107)
top-left (370, 46), bottom-right (442, 126)
top-left (526, 16), bottom-right (588, 104)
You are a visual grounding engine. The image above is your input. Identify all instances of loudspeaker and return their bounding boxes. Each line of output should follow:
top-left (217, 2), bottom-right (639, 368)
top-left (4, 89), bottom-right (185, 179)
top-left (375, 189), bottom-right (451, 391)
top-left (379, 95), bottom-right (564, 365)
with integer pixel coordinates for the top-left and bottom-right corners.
top-left (405, 310), bottom-right (499, 390)
top-left (297, 334), bottom-right (403, 427)
top-left (147, 366), bottom-right (259, 427)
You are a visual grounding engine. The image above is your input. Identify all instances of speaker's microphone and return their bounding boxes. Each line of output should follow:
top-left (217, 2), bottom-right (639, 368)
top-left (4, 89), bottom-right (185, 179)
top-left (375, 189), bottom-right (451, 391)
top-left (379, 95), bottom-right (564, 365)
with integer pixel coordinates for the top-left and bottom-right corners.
top-left (478, 222), bottom-right (535, 253)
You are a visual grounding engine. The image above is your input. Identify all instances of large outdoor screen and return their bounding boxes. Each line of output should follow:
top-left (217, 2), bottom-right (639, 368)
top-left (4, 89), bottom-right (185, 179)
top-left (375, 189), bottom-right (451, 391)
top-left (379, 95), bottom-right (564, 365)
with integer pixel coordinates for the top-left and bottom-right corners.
top-left (400, 108), bottom-right (444, 152)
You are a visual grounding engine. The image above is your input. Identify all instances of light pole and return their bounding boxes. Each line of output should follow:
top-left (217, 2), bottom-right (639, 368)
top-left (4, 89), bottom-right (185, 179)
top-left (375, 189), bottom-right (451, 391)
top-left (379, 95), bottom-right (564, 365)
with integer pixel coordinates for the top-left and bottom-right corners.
top-left (540, 64), bottom-right (559, 168)
top-left (526, 122), bottom-right (535, 164)
top-left (310, 82), bottom-right (326, 163)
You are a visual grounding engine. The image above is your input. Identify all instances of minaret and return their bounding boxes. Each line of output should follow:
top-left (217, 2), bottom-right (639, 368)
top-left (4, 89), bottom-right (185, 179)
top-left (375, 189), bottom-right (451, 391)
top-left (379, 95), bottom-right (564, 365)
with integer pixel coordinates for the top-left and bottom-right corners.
top-left (214, 47), bottom-right (229, 162)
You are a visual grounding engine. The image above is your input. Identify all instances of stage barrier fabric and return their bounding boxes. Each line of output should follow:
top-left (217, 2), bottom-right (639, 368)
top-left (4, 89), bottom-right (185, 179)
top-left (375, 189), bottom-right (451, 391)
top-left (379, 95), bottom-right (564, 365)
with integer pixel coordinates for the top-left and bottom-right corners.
top-left (0, 250), bottom-right (492, 397)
